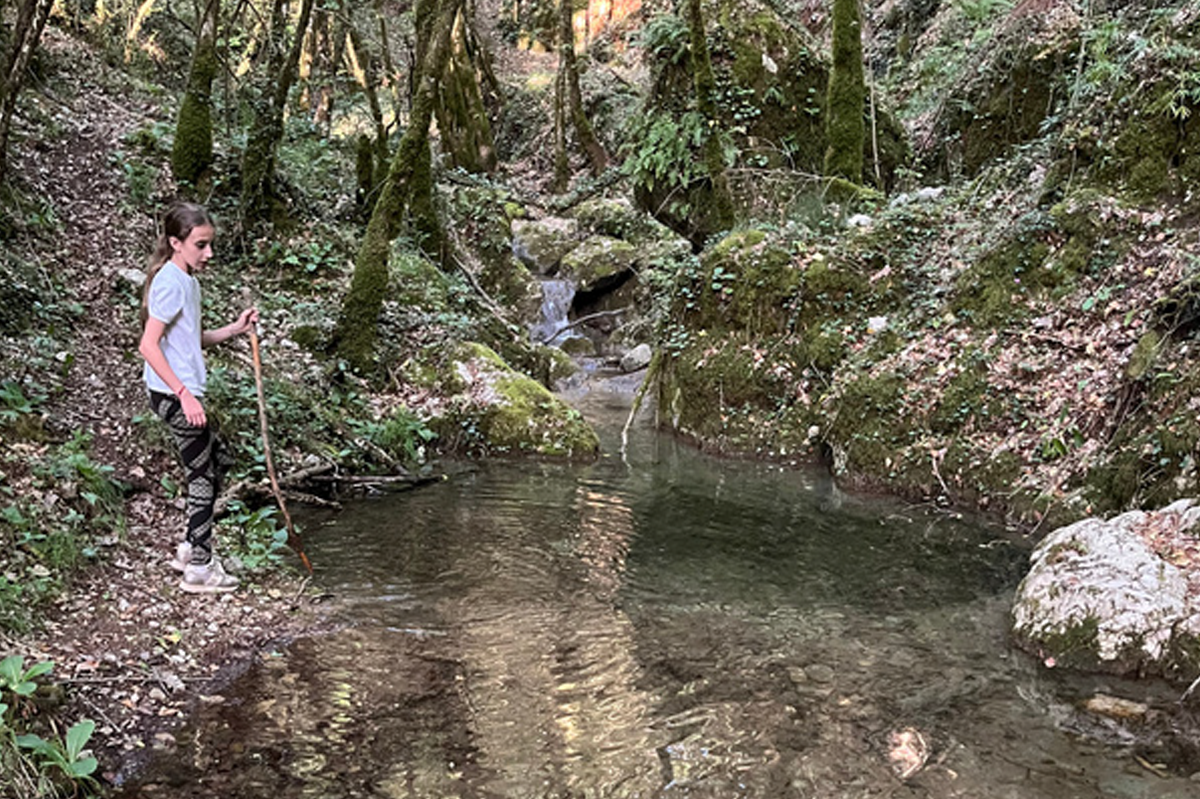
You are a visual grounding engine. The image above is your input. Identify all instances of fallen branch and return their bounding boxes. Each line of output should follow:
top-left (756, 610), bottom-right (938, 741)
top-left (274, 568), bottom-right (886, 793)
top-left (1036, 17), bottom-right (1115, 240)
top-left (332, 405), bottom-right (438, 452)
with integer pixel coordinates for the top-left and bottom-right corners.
top-left (540, 309), bottom-right (627, 343)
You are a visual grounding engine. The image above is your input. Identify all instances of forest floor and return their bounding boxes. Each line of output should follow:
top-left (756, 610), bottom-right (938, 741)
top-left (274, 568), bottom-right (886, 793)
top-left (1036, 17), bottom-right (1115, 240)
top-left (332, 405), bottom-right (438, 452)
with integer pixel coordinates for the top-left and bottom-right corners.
top-left (3, 28), bottom-right (333, 785)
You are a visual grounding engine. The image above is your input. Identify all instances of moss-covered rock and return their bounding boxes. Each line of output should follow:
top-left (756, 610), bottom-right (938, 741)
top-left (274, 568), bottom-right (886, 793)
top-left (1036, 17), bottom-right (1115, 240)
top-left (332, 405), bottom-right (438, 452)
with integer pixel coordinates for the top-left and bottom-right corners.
top-left (511, 216), bottom-right (580, 275)
top-left (430, 342), bottom-right (599, 457)
top-left (559, 235), bottom-right (639, 294)
top-left (1012, 501), bottom-right (1200, 680)
top-left (918, 12), bottom-right (1076, 179)
top-left (657, 333), bottom-right (806, 453)
top-left (675, 228), bottom-right (799, 337)
top-left (951, 212), bottom-right (1059, 326)
top-left (573, 196), bottom-right (668, 243)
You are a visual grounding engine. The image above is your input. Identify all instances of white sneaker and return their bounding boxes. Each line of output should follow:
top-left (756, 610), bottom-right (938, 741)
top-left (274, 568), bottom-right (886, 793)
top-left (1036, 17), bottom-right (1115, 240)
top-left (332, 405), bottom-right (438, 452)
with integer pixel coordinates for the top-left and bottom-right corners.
top-left (169, 541), bottom-right (192, 573)
top-left (180, 558), bottom-right (240, 594)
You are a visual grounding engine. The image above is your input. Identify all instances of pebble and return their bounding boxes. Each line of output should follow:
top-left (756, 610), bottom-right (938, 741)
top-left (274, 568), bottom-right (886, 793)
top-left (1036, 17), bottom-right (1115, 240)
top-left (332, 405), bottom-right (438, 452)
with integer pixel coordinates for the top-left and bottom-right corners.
top-left (806, 664), bottom-right (836, 684)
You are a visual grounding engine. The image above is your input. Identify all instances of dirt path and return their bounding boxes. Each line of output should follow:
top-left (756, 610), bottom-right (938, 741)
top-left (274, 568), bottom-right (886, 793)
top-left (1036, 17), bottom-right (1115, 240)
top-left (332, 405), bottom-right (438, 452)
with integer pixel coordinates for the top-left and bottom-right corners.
top-left (6, 28), bottom-right (326, 784)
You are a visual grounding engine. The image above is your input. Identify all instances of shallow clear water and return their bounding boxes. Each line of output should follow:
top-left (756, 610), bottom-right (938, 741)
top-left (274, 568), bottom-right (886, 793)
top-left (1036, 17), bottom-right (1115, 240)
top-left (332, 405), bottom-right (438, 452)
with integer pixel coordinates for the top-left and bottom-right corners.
top-left (114, 380), bottom-right (1200, 798)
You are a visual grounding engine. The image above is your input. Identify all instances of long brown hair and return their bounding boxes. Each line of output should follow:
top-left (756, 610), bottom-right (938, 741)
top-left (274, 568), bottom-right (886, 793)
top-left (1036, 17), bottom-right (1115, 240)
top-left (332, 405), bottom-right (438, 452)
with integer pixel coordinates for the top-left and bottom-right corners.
top-left (141, 203), bottom-right (213, 327)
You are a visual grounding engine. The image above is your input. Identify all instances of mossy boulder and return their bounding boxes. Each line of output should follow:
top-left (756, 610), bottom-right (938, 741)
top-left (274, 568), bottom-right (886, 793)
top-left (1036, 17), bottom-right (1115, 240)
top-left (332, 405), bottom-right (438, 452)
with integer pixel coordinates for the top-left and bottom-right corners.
top-left (574, 196), bottom-right (668, 243)
top-left (677, 228), bottom-right (800, 337)
top-left (559, 236), bottom-right (639, 294)
top-left (657, 333), bottom-right (807, 453)
top-left (1098, 82), bottom-right (1200, 203)
top-left (431, 342), bottom-right (598, 458)
top-left (511, 217), bottom-right (581, 275)
top-left (1012, 500), bottom-right (1200, 680)
top-left (951, 212), bottom-right (1060, 326)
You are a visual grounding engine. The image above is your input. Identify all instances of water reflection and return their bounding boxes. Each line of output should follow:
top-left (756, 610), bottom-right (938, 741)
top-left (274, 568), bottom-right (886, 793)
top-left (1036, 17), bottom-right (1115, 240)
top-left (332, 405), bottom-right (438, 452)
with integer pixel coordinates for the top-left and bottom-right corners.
top-left (113, 420), bottom-right (1200, 798)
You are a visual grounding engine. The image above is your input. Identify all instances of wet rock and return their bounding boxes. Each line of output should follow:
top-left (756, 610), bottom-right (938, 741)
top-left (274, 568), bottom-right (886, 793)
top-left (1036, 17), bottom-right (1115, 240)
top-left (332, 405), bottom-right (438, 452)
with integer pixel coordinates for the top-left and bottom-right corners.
top-left (511, 217), bottom-right (580, 275)
top-left (1011, 498), bottom-right (1200, 677)
top-left (620, 344), bottom-right (652, 373)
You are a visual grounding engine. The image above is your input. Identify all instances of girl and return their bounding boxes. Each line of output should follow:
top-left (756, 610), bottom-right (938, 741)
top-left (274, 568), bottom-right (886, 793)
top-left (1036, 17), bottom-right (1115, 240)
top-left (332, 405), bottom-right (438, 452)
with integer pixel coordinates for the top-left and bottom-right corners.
top-left (138, 203), bottom-right (257, 594)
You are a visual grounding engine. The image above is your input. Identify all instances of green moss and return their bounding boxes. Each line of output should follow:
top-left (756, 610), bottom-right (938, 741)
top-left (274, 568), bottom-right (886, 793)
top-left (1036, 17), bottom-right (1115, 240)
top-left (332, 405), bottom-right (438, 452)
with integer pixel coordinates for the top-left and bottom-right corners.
top-left (683, 229), bottom-right (798, 336)
top-left (560, 236), bottom-right (638, 291)
top-left (824, 0), bottom-right (865, 183)
top-left (336, 211), bottom-right (392, 373)
top-left (952, 214), bottom-right (1058, 326)
top-left (1125, 331), bottom-right (1162, 381)
top-left (1033, 616), bottom-right (1102, 671)
top-left (431, 342), bottom-right (599, 457)
top-left (826, 373), bottom-right (909, 474)
top-left (170, 41), bottom-right (216, 186)
top-left (657, 335), bottom-right (801, 451)
top-left (290, 325), bottom-right (326, 354)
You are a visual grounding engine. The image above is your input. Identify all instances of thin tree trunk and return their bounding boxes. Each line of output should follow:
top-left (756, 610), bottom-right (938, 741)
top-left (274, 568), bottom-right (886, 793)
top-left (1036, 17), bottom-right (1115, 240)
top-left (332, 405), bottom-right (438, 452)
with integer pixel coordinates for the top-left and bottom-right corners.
top-left (557, 0), bottom-right (607, 176)
top-left (239, 0), bottom-right (317, 226)
top-left (346, 20), bottom-right (388, 183)
top-left (433, 5), bottom-right (498, 173)
top-left (0, 0), bottom-right (54, 184)
top-left (684, 0), bottom-right (734, 229)
top-left (552, 63), bottom-right (569, 192)
top-left (335, 0), bottom-right (459, 374)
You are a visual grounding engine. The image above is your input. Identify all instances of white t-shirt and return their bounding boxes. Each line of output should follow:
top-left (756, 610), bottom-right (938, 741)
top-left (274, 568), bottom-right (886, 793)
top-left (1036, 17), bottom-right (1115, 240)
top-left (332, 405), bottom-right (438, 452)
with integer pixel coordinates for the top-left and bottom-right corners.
top-left (143, 261), bottom-right (206, 397)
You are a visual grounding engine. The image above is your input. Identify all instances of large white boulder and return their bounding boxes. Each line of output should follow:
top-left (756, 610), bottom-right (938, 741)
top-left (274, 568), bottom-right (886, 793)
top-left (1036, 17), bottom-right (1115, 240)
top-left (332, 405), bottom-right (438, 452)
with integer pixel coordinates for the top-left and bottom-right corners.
top-left (1012, 499), bottom-right (1200, 677)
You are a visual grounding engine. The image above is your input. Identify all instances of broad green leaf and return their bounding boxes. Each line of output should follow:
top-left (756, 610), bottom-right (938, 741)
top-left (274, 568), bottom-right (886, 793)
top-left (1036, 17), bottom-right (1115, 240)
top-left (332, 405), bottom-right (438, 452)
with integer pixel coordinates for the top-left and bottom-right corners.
top-left (66, 719), bottom-right (95, 760)
top-left (67, 755), bottom-right (98, 778)
top-left (15, 732), bottom-right (50, 752)
top-left (0, 655), bottom-right (23, 682)
top-left (24, 661), bottom-right (53, 680)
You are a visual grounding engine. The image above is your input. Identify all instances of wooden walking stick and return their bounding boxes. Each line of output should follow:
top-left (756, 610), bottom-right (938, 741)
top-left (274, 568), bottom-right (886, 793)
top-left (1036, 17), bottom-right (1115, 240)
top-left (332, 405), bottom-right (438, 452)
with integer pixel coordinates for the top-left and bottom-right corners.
top-left (248, 326), bottom-right (314, 575)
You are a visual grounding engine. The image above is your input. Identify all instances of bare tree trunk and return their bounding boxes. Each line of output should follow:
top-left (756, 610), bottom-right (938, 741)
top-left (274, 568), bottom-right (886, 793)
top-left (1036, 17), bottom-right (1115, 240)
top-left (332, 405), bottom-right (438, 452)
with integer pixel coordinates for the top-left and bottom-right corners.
top-left (311, 5), bottom-right (348, 130)
top-left (335, 0), bottom-right (459, 374)
top-left (0, 0), bottom-right (54, 184)
top-left (557, 0), bottom-right (607, 176)
top-left (239, 0), bottom-right (317, 227)
top-left (346, 18), bottom-right (388, 187)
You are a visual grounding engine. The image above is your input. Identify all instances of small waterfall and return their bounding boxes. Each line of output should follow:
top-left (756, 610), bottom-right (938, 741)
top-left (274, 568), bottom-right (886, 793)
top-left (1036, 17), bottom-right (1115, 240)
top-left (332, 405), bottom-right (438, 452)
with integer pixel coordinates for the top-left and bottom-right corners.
top-left (531, 279), bottom-right (579, 345)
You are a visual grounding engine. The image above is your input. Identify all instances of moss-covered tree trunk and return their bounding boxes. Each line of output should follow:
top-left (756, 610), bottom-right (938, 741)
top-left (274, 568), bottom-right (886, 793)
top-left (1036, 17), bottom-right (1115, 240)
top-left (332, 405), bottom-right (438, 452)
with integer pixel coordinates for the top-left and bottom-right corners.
top-left (557, 0), bottom-right (607, 176)
top-left (346, 18), bottom-right (390, 208)
top-left (0, 0), bottom-right (53, 185)
top-left (239, 0), bottom-right (317, 227)
top-left (552, 64), bottom-right (570, 192)
top-left (432, 3), bottom-right (498, 173)
top-left (335, 0), bottom-right (459, 373)
top-left (824, 0), bottom-right (865, 184)
top-left (170, 0), bottom-right (220, 189)
top-left (685, 0), bottom-right (734, 231)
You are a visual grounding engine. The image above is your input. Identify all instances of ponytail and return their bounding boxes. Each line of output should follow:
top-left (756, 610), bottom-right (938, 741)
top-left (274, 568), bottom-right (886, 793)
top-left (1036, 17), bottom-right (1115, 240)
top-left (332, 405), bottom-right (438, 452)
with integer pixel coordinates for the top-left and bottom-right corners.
top-left (140, 203), bottom-right (213, 327)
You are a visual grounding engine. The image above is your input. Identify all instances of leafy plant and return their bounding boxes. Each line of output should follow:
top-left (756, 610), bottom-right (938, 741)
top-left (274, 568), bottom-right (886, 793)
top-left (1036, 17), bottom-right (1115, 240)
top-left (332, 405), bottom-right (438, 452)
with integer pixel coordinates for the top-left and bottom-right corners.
top-left (0, 657), bottom-right (99, 798)
top-left (220, 501), bottom-right (290, 572)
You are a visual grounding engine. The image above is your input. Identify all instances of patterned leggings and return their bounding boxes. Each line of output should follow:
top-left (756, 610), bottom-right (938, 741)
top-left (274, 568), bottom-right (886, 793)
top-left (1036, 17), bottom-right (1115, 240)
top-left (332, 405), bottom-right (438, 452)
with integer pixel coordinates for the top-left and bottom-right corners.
top-left (149, 391), bottom-right (232, 564)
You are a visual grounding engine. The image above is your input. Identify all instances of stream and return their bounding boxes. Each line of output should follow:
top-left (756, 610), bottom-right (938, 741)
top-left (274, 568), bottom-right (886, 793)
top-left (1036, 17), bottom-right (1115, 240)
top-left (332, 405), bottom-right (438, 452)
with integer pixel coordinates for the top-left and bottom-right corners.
top-left (112, 369), bottom-right (1200, 798)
